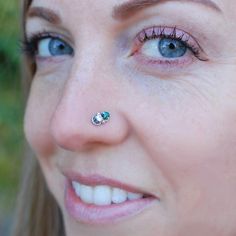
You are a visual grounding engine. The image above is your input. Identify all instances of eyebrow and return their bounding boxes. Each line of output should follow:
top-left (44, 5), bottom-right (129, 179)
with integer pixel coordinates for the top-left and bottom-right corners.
top-left (27, 7), bottom-right (61, 24)
top-left (27, 0), bottom-right (222, 25)
top-left (113, 0), bottom-right (222, 20)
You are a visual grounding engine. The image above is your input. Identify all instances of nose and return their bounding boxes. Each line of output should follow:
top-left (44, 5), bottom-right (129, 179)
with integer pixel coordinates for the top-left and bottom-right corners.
top-left (50, 60), bottom-right (130, 151)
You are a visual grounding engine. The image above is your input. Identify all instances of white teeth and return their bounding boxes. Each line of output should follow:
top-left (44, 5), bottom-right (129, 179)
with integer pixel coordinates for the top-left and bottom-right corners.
top-left (71, 181), bottom-right (145, 205)
top-left (94, 186), bottom-right (112, 206)
top-left (112, 188), bottom-right (127, 204)
top-left (72, 181), bottom-right (81, 197)
top-left (127, 192), bottom-right (144, 200)
top-left (80, 185), bottom-right (94, 204)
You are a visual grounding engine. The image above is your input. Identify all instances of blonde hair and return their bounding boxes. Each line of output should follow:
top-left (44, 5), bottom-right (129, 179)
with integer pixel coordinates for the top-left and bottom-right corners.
top-left (12, 0), bottom-right (65, 235)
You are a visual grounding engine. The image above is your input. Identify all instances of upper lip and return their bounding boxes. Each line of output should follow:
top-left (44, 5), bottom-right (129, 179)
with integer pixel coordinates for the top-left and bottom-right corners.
top-left (63, 171), bottom-right (158, 198)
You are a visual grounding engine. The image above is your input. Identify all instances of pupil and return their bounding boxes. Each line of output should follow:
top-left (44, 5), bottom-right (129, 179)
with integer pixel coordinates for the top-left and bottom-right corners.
top-left (58, 44), bottom-right (65, 50)
top-left (169, 43), bottom-right (176, 50)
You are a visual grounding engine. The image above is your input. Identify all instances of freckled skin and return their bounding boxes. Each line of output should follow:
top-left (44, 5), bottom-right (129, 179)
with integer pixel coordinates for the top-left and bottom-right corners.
top-left (24, 0), bottom-right (236, 235)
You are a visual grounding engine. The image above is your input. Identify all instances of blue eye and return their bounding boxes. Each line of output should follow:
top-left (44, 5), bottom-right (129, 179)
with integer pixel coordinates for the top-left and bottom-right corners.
top-left (141, 38), bottom-right (187, 59)
top-left (38, 38), bottom-right (73, 57)
top-left (159, 38), bottom-right (187, 58)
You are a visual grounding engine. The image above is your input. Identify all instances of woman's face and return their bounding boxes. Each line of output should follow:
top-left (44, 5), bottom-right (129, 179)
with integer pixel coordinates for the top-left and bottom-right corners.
top-left (24, 0), bottom-right (236, 235)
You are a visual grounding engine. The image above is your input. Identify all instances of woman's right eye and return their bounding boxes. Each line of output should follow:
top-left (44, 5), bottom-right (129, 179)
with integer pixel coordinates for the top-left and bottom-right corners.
top-left (37, 38), bottom-right (74, 57)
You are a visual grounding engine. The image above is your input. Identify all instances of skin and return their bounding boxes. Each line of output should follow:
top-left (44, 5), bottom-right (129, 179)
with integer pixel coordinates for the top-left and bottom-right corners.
top-left (24, 0), bottom-right (236, 235)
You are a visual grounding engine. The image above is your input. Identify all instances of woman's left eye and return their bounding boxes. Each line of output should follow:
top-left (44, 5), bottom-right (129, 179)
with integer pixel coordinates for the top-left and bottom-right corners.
top-left (132, 26), bottom-right (207, 65)
top-left (37, 38), bottom-right (73, 57)
top-left (142, 38), bottom-right (187, 58)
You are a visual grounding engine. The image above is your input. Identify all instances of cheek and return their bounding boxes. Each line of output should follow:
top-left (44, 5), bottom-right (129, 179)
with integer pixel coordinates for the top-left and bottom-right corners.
top-left (24, 80), bottom-right (59, 158)
top-left (139, 101), bottom-right (236, 230)
top-left (24, 63), bottom-right (72, 158)
top-left (24, 101), bottom-right (55, 158)
top-left (134, 78), bottom-right (236, 206)
top-left (168, 105), bottom-right (235, 177)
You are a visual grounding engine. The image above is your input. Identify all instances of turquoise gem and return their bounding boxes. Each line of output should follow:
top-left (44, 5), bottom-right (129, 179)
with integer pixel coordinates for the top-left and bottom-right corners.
top-left (101, 111), bottom-right (110, 121)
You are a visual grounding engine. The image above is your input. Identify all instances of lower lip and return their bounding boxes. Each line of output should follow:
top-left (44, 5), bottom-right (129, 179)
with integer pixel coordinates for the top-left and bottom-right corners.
top-left (64, 181), bottom-right (157, 225)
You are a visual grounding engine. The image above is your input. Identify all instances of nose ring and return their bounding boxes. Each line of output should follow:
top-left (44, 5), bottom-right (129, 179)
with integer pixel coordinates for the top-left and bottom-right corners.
top-left (91, 111), bottom-right (111, 126)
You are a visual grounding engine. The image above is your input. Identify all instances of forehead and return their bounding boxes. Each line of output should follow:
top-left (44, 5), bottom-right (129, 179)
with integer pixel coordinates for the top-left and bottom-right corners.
top-left (27, 0), bottom-right (227, 9)
top-left (26, 0), bottom-right (234, 18)
top-left (26, 0), bottom-right (236, 27)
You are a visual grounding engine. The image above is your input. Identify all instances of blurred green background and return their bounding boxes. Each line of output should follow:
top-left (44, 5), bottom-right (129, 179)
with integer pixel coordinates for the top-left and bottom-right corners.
top-left (0, 0), bottom-right (24, 235)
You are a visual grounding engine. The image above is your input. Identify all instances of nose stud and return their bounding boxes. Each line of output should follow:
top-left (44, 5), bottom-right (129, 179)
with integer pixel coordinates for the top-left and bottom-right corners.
top-left (91, 111), bottom-right (111, 126)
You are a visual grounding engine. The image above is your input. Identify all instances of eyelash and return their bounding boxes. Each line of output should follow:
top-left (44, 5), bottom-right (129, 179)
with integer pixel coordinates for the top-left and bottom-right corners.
top-left (133, 26), bottom-right (207, 62)
top-left (21, 31), bottom-right (63, 57)
top-left (21, 26), bottom-right (207, 64)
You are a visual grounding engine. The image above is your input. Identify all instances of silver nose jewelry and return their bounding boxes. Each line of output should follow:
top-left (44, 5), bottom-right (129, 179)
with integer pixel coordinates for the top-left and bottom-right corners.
top-left (91, 111), bottom-right (110, 126)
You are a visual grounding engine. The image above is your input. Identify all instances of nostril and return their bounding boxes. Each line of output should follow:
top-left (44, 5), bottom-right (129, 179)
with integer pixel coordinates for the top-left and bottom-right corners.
top-left (51, 120), bottom-right (75, 150)
top-left (50, 113), bottom-right (85, 151)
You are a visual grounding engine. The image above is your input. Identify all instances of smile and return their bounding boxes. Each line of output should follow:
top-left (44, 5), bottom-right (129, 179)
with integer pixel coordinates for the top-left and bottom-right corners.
top-left (63, 172), bottom-right (159, 224)
top-left (72, 181), bottom-right (145, 206)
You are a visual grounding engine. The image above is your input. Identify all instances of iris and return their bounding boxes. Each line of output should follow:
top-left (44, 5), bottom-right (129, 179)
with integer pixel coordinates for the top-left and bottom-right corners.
top-left (158, 38), bottom-right (187, 58)
top-left (49, 39), bottom-right (73, 56)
